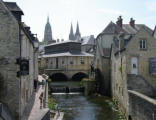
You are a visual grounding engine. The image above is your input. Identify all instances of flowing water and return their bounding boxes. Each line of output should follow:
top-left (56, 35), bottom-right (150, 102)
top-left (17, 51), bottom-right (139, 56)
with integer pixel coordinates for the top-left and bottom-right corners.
top-left (50, 81), bottom-right (122, 120)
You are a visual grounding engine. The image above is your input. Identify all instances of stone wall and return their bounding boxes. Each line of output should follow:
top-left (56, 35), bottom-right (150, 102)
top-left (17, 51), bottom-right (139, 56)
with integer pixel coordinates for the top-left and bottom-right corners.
top-left (0, 1), bottom-right (20, 119)
top-left (128, 90), bottom-right (156, 120)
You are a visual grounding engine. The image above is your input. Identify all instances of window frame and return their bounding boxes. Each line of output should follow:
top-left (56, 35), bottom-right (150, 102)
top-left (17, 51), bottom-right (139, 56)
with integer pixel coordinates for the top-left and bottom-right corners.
top-left (140, 40), bottom-right (147, 50)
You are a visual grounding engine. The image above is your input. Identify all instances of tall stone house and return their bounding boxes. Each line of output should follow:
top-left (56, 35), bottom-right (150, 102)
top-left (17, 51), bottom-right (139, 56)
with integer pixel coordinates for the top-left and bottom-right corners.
top-left (95, 20), bottom-right (121, 95)
top-left (110, 17), bottom-right (156, 119)
top-left (0, 1), bottom-right (39, 120)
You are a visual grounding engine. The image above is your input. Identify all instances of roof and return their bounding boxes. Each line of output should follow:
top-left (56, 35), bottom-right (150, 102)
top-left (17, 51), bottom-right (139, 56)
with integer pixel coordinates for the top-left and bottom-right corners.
top-left (39, 52), bottom-right (94, 58)
top-left (97, 21), bottom-right (153, 57)
top-left (81, 35), bottom-right (95, 45)
top-left (101, 22), bottom-right (153, 36)
top-left (4, 2), bottom-right (24, 15)
top-left (45, 40), bottom-right (81, 47)
top-left (102, 22), bottom-right (120, 34)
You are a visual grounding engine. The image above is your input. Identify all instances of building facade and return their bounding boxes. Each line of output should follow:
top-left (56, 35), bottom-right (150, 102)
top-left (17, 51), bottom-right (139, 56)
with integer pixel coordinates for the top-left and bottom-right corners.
top-left (110, 17), bottom-right (156, 119)
top-left (39, 41), bottom-right (93, 81)
top-left (0, 1), bottom-right (39, 120)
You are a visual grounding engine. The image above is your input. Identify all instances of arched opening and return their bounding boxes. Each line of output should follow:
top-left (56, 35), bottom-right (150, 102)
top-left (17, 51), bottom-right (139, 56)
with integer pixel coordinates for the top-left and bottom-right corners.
top-left (128, 115), bottom-right (132, 120)
top-left (72, 72), bottom-right (88, 81)
top-left (50, 73), bottom-right (68, 81)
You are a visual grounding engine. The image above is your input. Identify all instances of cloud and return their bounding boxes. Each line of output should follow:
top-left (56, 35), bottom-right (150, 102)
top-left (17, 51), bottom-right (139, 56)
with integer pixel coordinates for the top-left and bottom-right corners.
top-left (145, 0), bottom-right (156, 11)
top-left (97, 8), bottom-right (125, 15)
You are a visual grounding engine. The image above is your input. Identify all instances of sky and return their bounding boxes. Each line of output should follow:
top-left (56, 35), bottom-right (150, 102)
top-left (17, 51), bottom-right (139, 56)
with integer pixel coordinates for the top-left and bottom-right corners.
top-left (5, 0), bottom-right (156, 41)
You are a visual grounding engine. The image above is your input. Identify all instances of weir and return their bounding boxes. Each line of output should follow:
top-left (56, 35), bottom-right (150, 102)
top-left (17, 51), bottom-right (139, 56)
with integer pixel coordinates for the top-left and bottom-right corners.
top-left (50, 86), bottom-right (84, 93)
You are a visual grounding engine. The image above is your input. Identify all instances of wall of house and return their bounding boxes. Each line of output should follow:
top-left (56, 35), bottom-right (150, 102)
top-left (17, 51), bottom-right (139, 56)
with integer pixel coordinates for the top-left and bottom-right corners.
top-left (126, 28), bottom-right (156, 89)
top-left (40, 56), bottom-right (93, 72)
top-left (111, 52), bottom-right (129, 117)
top-left (20, 30), bottom-right (35, 117)
top-left (0, 1), bottom-right (21, 119)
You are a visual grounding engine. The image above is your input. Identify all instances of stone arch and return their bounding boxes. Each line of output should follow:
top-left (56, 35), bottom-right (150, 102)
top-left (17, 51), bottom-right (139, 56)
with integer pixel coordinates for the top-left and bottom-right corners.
top-left (72, 72), bottom-right (88, 81)
top-left (50, 73), bottom-right (68, 81)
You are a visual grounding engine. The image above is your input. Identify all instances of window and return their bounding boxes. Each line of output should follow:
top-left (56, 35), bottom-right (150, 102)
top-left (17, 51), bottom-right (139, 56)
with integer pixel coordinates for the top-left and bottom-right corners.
top-left (46, 59), bottom-right (48, 64)
top-left (80, 57), bottom-right (85, 64)
top-left (140, 40), bottom-right (146, 50)
top-left (70, 61), bottom-right (73, 64)
top-left (62, 60), bottom-right (64, 64)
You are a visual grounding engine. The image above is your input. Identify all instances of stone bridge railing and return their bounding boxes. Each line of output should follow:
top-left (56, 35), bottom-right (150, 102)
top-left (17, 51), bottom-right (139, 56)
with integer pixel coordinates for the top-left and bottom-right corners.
top-left (128, 90), bottom-right (156, 120)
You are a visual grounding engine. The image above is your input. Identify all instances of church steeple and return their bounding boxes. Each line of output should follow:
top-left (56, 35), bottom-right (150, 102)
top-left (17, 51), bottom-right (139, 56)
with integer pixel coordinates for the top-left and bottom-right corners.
top-left (44, 16), bottom-right (53, 43)
top-left (75, 21), bottom-right (81, 40)
top-left (69, 23), bottom-right (75, 40)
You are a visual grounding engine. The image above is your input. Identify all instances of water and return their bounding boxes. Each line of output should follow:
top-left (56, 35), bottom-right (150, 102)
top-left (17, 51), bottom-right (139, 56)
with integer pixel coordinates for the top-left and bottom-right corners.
top-left (50, 82), bottom-right (121, 120)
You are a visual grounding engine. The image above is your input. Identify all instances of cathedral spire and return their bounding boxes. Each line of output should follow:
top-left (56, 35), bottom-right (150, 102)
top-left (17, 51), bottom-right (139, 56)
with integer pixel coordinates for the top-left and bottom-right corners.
top-left (75, 21), bottom-right (80, 35)
top-left (69, 22), bottom-right (75, 40)
top-left (75, 21), bottom-right (81, 40)
top-left (47, 16), bottom-right (49, 23)
top-left (44, 16), bottom-right (53, 43)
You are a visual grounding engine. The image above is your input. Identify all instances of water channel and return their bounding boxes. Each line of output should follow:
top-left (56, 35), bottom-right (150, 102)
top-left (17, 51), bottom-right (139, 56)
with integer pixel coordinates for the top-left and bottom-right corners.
top-left (50, 81), bottom-right (123, 120)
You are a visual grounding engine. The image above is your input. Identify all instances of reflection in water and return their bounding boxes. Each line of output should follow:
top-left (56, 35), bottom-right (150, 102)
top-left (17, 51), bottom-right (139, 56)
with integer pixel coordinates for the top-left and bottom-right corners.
top-left (50, 82), bottom-right (121, 120)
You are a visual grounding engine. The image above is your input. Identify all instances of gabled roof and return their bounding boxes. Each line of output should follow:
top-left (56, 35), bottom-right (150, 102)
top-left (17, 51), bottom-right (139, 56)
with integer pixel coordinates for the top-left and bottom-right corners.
top-left (4, 2), bottom-right (24, 15)
top-left (102, 21), bottom-right (121, 34)
top-left (81, 35), bottom-right (95, 45)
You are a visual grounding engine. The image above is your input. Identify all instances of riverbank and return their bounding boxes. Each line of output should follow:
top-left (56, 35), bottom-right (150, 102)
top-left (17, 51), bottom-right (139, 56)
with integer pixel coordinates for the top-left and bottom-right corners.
top-left (49, 81), bottom-right (126, 120)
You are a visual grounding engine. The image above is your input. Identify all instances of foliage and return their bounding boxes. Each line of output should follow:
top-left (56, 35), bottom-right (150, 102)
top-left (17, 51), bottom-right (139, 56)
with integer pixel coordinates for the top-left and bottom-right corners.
top-left (119, 66), bottom-right (122, 73)
top-left (82, 78), bottom-right (96, 82)
top-left (48, 96), bottom-right (55, 110)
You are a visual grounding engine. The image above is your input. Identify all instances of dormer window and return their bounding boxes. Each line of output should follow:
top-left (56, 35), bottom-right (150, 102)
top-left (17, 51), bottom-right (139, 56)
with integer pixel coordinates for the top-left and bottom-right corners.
top-left (140, 40), bottom-right (146, 50)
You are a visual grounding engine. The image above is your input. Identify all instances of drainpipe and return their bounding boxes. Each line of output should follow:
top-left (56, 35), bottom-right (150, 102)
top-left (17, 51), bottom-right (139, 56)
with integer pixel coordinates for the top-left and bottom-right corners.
top-left (18, 21), bottom-right (22, 120)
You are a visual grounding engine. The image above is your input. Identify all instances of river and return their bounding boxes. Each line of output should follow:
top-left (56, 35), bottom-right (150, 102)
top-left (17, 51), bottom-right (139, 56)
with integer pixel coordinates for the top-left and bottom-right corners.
top-left (50, 81), bottom-right (123, 120)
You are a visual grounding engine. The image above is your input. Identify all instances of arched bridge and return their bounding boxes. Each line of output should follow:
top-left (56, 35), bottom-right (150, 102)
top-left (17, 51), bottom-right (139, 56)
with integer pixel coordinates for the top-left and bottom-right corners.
top-left (44, 69), bottom-right (89, 81)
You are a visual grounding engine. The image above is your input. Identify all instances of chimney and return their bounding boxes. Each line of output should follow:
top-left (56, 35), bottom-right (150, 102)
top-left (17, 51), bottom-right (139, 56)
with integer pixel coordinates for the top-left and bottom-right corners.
top-left (116, 16), bottom-right (123, 28)
top-left (130, 18), bottom-right (135, 27)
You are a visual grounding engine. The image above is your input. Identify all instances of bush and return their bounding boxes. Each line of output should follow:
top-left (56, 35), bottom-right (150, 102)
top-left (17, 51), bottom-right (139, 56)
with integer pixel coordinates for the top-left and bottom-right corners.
top-left (48, 97), bottom-right (55, 110)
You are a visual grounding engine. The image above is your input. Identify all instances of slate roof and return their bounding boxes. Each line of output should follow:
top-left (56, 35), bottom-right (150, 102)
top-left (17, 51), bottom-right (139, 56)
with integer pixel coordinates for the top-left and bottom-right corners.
top-left (101, 22), bottom-right (153, 35)
top-left (39, 52), bottom-right (94, 58)
top-left (4, 2), bottom-right (24, 15)
top-left (81, 35), bottom-right (95, 45)
top-left (97, 21), bottom-right (153, 57)
top-left (102, 22), bottom-right (121, 34)
top-left (45, 40), bottom-right (81, 47)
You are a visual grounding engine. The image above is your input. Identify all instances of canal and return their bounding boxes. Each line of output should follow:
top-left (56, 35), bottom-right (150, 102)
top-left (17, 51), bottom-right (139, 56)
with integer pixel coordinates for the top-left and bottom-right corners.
top-left (50, 81), bottom-right (124, 120)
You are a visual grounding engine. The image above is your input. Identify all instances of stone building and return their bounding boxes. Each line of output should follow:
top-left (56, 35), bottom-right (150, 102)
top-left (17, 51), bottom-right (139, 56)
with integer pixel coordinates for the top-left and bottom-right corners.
top-left (0, 1), bottom-right (39, 120)
top-left (95, 20), bottom-right (121, 95)
top-left (111, 17), bottom-right (156, 119)
top-left (39, 41), bottom-right (93, 81)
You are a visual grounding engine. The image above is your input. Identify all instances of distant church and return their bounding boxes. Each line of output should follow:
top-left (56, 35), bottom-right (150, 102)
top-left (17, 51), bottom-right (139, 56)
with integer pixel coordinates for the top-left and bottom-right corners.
top-left (69, 22), bottom-right (81, 41)
top-left (43, 16), bottom-right (56, 44)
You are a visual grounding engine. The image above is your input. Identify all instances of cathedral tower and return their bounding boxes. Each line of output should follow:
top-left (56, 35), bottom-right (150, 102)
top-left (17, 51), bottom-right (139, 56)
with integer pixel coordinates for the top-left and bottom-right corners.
top-left (75, 22), bottom-right (81, 40)
top-left (69, 23), bottom-right (75, 40)
top-left (44, 16), bottom-right (53, 43)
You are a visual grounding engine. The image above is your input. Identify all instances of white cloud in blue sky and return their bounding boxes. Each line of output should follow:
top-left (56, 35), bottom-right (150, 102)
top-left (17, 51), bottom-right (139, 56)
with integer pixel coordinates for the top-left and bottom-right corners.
top-left (5, 0), bottom-right (156, 41)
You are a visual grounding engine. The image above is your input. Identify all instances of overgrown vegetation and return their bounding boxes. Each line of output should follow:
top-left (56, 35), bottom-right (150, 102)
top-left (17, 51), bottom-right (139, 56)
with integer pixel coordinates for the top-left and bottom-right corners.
top-left (82, 78), bottom-right (96, 82)
top-left (48, 96), bottom-right (55, 110)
